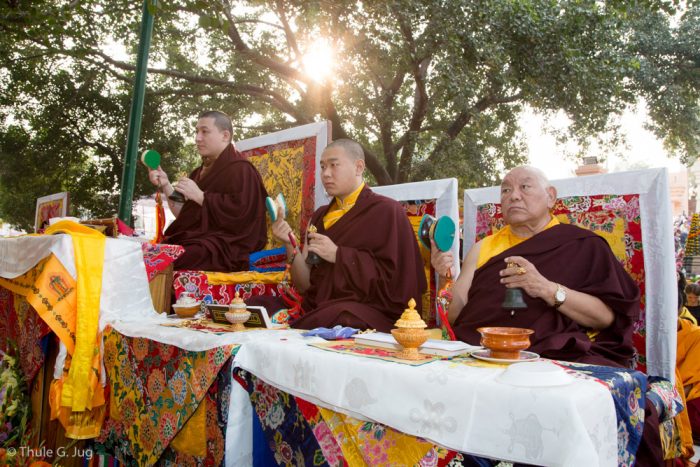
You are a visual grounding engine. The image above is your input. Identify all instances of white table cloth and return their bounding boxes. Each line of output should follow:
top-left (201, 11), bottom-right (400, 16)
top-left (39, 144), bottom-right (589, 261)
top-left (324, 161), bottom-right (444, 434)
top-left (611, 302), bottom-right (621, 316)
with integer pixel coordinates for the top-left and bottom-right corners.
top-left (235, 335), bottom-right (619, 466)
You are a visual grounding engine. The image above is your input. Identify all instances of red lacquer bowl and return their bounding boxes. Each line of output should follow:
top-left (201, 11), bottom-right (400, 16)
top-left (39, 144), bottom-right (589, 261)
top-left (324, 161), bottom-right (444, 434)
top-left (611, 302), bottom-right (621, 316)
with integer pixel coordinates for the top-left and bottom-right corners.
top-left (477, 327), bottom-right (534, 360)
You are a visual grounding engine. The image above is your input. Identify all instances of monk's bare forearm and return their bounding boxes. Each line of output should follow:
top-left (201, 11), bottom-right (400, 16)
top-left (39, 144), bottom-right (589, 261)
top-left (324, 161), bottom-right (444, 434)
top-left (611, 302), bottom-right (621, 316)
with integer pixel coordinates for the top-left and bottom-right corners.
top-left (444, 243), bottom-right (479, 324)
top-left (544, 282), bottom-right (614, 329)
top-left (287, 244), bottom-right (311, 292)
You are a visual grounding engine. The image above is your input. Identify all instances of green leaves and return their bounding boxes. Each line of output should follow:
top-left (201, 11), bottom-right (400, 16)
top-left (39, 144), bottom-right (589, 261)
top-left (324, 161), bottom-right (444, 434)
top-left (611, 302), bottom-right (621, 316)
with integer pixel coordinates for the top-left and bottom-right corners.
top-left (0, 0), bottom-right (696, 229)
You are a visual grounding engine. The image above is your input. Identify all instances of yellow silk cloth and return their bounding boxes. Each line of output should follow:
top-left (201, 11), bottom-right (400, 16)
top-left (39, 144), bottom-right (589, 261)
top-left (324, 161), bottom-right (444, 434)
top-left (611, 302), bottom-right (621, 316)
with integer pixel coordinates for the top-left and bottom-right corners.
top-left (0, 221), bottom-right (107, 438)
top-left (0, 254), bottom-right (77, 354)
top-left (318, 407), bottom-right (432, 465)
top-left (206, 270), bottom-right (285, 284)
top-left (170, 397), bottom-right (207, 456)
top-left (45, 221), bottom-right (105, 413)
top-left (668, 367), bottom-right (696, 461)
top-left (677, 318), bottom-right (700, 401)
top-left (476, 216), bottom-right (560, 268)
top-left (679, 307), bottom-right (697, 325)
top-left (322, 182), bottom-right (365, 230)
top-left (49, 361), bottom-right (106, 439)
top-left (667, 319), bottom-right (700, 459)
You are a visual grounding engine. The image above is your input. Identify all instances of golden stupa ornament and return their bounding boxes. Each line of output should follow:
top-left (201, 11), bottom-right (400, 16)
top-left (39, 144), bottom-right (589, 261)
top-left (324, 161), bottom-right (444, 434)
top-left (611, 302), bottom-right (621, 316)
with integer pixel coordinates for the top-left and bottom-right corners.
top-left (225, 291), bottom-right (251, 331)
top-left (391, 298), bottom-right (428, 360)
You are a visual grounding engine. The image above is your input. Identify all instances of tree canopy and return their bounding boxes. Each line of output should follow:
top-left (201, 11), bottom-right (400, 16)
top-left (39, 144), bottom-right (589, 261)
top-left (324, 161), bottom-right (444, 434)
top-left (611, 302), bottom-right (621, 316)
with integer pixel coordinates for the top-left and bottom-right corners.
top-left (0, 0), bottom-right (698, 230)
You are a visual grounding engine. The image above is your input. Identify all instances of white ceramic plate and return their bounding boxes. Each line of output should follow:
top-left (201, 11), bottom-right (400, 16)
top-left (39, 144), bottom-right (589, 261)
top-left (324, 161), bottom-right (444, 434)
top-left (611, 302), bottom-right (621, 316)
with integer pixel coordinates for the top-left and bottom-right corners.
top-left (471, 349), bottom-right (539, 364)
top-left (496, 361), bottom-right (574, 387)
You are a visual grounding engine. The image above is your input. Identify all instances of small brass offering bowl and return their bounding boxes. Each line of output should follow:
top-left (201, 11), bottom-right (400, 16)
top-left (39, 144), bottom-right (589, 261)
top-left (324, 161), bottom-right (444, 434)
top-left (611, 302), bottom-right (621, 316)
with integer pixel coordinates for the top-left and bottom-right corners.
top-left (225, 309), bottom-right (251, 332)
top-left (391, 298), bottom-right (428, 360)
top-left (391, 328), bottom-right (428, 360)
top-left (477, 327), bottom-right (534, 360)
top-left (226, 291), bottom-right (250, 331)
top-left (172, 303), bottom-right (200, 318)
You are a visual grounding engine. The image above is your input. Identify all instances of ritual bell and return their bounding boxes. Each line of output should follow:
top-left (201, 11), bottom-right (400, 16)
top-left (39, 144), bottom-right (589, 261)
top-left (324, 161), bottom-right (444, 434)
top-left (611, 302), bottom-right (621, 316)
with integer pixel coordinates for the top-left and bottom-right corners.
top-left (502, 287), bottom-right (528, 312)
top-left (306, 224), bottom-right (323, 266)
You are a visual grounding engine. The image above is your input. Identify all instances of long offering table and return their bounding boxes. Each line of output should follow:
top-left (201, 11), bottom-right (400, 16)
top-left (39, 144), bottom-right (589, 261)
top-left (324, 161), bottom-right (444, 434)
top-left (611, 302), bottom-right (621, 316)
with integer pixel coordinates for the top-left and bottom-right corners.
top-left (108, 317), bottom-right (641, 466)
top-left (0, 234), bottom-right (646, 466)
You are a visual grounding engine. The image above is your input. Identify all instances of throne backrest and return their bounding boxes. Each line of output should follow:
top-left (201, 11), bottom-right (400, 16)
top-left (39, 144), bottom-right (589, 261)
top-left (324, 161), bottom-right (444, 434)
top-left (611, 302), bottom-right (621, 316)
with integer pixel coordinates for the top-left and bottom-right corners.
top-left (463, 168), bottom-right (676, 379)
top-left (238, 121), bottom-right (331, 247)
top-left (373, 179), bottom-right (461, 327)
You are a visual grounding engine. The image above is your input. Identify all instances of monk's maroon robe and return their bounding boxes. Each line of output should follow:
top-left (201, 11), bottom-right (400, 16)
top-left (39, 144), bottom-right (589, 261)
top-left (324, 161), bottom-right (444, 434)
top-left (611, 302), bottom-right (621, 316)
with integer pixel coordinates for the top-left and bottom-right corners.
top-left (164, 144), bottom-right (268, 272)
top-left (454, 223), bottom-right (640, 368)
top-left (292, 186), bottom-right (427, 332)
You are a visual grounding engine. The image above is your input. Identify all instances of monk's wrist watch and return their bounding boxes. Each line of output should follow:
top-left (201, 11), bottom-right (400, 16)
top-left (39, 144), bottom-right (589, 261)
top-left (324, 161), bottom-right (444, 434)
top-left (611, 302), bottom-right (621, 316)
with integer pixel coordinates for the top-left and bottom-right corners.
top-left (553, 283), bottom-right (566, 309)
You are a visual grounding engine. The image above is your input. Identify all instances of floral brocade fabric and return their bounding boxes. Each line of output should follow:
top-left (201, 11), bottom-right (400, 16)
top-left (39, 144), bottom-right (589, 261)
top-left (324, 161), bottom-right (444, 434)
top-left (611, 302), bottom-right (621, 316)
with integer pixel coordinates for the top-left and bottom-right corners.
top-left (173, 270), bottom-right (285, 305)
top-left (0, 286), bottom-right (50, 383)
top-left (243, 137), bottom-right (318, 249)
top-left (95, 327), bottom-right (236, 466)
top-left (141, 243), bottom-right (184, 281)
top-left (234, 369), bottom-right (467, 467)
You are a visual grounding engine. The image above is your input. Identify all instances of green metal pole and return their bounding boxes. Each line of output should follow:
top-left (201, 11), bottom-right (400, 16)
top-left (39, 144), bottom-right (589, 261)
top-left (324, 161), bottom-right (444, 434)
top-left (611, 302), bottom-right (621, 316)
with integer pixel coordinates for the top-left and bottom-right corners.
top-left (118, 0), bottom-right (156, 224)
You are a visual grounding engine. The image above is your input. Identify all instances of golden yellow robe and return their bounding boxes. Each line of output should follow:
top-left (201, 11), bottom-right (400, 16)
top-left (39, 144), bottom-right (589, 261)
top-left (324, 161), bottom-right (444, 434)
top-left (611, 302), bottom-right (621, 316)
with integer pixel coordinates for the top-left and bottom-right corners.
top-left (477, 216), bottom-right (560, 268)
top-left (323, 182), bottom-right (365, 230)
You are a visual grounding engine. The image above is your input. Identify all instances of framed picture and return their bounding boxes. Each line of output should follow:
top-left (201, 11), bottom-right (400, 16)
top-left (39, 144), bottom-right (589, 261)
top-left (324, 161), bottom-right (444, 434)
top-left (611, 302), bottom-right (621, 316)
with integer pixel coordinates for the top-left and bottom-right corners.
top-left (34, 192), bottom-right (69, 233)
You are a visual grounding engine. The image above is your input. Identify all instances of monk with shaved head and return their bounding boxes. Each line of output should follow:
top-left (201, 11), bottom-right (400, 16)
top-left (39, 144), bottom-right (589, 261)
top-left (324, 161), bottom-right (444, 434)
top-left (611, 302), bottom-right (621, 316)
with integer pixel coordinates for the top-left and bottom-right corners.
top-left (432, 165), bottom-right (639, 362)
top-left (432, 165), bottom-right (663, 463)
top-left (271, 138), bottom-right (426, 332)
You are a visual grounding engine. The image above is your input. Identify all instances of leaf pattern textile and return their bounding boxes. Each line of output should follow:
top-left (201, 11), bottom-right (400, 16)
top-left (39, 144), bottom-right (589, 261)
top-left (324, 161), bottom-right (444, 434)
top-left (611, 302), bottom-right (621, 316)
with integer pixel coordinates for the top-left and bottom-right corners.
top-left (94, 327), bottom-right (236, 466)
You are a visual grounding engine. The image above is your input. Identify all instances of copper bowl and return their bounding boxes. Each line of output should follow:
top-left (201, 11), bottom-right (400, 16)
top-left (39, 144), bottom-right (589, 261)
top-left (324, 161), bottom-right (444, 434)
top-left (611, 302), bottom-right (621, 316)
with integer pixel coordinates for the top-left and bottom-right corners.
top-left (477, 327), bottom-right (534, 360)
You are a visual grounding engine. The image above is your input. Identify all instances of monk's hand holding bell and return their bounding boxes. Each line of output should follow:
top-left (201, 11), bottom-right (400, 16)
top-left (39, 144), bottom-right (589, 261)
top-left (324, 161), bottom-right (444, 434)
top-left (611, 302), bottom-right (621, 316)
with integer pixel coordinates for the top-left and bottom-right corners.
top-left (500, 256), bottom-right (553, 301)
top-left (307, 232), bottom-right (338, 263)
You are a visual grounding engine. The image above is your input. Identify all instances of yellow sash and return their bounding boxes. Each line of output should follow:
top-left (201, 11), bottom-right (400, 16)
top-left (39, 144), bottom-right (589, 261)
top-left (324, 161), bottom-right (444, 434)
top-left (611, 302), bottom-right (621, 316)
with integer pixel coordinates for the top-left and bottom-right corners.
top-left (680, 307), bottom-right (697, 325)
top-left (0, 254), bottom-right (77, 354)
top-left (477, 216), bottom-right (560, 268)
top-left (323, 182), bottom-right (364, 230)
top-left (1, 221), bottom-right (107, 437)
top-left (206, 270), bottom-right (285, 285)
top-left (45, 221), bottom-right (105, 412)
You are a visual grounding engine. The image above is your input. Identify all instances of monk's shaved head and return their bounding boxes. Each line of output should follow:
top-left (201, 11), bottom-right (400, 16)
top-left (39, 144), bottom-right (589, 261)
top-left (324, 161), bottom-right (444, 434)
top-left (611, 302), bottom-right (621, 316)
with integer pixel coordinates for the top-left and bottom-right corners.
top-left (324, 139), bottom-right (365, 161)
top-left (504, 165), bottom-right (552, 189)
top-left (500, 165), bottom-right (557, 232)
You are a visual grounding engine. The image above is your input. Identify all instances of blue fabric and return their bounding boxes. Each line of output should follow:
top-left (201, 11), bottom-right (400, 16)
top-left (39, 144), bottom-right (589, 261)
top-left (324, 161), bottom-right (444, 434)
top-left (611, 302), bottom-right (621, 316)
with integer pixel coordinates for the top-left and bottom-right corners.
top-left (252, 407), bottom-right (278, 467)
top-left (647, 376), bottom-right (683, 421)
top-left (556, 361), bottom-right (646, 463)
top-left (302, 325), bottom-right (359, 340)
top-left (249, 247), bottom-right (287, 272)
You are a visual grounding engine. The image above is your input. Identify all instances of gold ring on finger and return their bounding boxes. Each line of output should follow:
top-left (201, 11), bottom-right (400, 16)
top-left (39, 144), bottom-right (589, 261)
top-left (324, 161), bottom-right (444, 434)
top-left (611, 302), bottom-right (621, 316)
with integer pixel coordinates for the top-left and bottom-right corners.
top-left (517, 267), bottom-right (526, 275)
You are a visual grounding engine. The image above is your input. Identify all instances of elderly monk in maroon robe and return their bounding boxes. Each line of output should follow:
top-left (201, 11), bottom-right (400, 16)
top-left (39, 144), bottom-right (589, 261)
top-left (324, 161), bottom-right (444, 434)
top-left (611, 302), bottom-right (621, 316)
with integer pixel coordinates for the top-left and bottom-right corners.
top-left (148, 110), bottom-right (267, 271)
top-left (271, 138), bottom-right (426, 332)
top-left (431, 165), bottom-right (662, 465)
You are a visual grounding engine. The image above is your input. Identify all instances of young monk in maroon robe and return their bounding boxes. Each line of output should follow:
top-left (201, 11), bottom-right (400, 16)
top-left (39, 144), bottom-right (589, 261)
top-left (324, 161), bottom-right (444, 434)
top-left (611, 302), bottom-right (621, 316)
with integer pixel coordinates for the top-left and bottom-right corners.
top-left (148, 111), bottom-right (267, 271)
top-left (431, 165), bottom-right (663, 465)
top-left (271, 139), bottom-right (426, 332)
